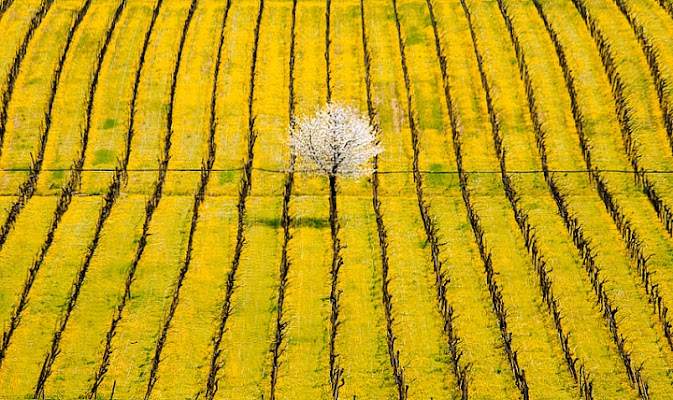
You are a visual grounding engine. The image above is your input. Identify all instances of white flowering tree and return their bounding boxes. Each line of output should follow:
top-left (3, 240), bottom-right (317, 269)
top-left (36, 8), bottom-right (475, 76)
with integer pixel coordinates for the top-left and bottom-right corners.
top-left (289, 102), bottom-right (382, 179)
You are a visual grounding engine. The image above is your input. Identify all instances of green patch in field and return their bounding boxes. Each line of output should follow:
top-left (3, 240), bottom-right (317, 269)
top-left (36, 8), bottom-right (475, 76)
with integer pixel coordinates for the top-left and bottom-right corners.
top-left (405, 26), bottom-right (425, 46)
top-left (426, 163), bottom-right (449, 188)
top-left (401, 2), bottom-right (432, 26)
top-left (218, 170), bottom-right (236, 184)
top-left (256, 217), bottom-right (280, 229)
top-left (419, 108), bottom-right (443, 133)
top-left (27, 78), bottom-right (41, 85)
top-left (531, 177), bottom-right (548, 190)
top-left (103, 118), bottom-right (117, 130)
top-left (456, 221), bottom-right (471, 232)
top-left (48, 170), bottom-right (65, 189)
top-left (294, 217), bottom-right (328, 229)
top-left (93, 149), bottom-right (116, 166)
top-left (348, 5), bottom-right (360, 20)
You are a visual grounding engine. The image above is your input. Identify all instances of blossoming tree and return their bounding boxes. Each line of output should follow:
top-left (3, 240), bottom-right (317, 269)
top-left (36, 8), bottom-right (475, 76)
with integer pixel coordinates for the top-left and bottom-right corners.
top-left (289, 102), bottom-right (382, 180)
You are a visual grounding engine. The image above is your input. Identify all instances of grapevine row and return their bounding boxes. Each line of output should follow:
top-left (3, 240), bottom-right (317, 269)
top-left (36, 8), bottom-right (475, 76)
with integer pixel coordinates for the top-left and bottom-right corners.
top-left (532, 1), bottom-right (651, 397)
top-left (497, 0), bottom-right (639, 395)
top-left (442, 1), bottom-right (531, 397)
top-left (463, 0), bottom-right (595, 397)
top-left (569, 0), bottom-right (673, 355)
top-left (0, 0), bottom-right (93, 253)
top-left (145, 0), bottom-right (229, 397)
top-left (32, 2), bottom-right (131, 385)
top-left (141, 0), bottom-right (203, 398)
top-left (84, 1), bottom-right (185, 396)
top-left (268, 0), bottom-right (297, 397)
top-left (0, 0), bottom-right (126, 373)
top-left (122, 0), bottom-right (165, 173)
top-left (204, 0), bottom-right (264, 397)
top-left (34, 170), bottom-right (122, 398)
top-left (0, 0), bottom-right (55, 155)
top-left (0, 0), bottom-right (16, 20)
top-left (327, 166), bottom-right (344, 400)
top-left (606, 0), bottom-right (673, 236)
top-left (390, 0), bottom-right (470, 398)
top-left (34, 3), bottom-right (130, 395)
top-left (359, 0), bottom-right (407, 398)
top-left (655, 0), bottom-right (673, 20)
top-left (572, 0), bottom-right (673, 240)
top-left (570, 0), bottom-right (673, 240)
top-left (610, 0), bottom-right (673, 162)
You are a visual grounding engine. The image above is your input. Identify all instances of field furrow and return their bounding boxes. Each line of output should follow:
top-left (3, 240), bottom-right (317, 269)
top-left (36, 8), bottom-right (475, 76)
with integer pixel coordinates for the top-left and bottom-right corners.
top-left (467, 0), bottom-right (642, 396)
top-left (149, 1), bottom-right (233, 398)
top-left (359, 1), bottom-right (408, 398)
top-left (273, 1), bottom-right (330, 398)
top-left (203, 0), bottom-right (265, 398)
top-left (528, 1), bottom-right (673, 397)
top-left (268, 0), bottom-right (297, 397)
top-left (0, 0), bottom-right (127, 378)
top-left (426, 0), bottom-right (585, 398)
top-left (81, 0), bottom-right (202, 396)
top-left (367, 2), bottom-right (466, 398)
top-left (39, 1), bottom-right (165, 397)
top-left (330, 3), bottom-right (395, 399)
top-left (0, 0), bottom-right (86, 195)
top-left (0, 197), bottom-right (101, 394)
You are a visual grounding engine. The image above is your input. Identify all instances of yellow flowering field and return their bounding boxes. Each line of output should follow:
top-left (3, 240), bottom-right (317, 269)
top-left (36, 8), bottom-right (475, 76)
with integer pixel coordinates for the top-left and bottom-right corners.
top-left (0, 0), bottom-right (673, 398)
